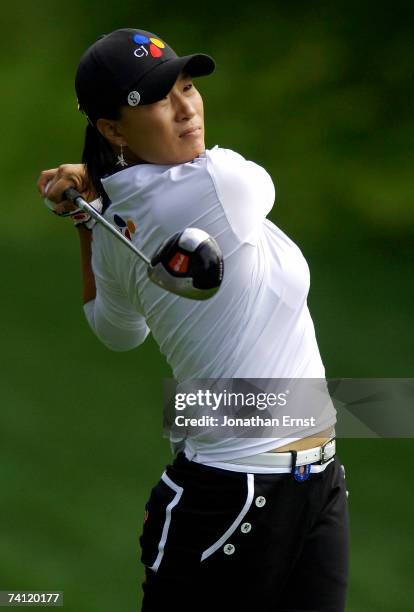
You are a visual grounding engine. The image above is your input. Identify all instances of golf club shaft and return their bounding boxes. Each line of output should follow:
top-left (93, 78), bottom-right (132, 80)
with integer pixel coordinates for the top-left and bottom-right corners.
top-left (63, 188), bottom-right (151, 265)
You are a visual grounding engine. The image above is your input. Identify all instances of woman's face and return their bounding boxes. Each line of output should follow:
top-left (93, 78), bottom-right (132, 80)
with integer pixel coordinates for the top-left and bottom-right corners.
top-left (99, 73), bottom-right (205, 165)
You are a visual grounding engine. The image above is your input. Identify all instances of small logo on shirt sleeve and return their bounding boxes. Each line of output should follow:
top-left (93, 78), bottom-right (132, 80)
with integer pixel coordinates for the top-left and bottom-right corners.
top-left (114, 214), bottom-right (137, 241)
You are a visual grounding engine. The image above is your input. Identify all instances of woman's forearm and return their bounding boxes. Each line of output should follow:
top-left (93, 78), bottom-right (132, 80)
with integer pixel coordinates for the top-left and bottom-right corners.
top-left (77, 226), bottom-right (96, 304)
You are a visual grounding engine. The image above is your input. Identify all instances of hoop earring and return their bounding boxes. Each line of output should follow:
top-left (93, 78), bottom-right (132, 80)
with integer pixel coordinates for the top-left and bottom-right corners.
top-left (116, 143), bottom-right (128, 168)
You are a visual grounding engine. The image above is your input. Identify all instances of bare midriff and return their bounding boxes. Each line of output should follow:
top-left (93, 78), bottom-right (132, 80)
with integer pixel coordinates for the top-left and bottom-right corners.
top-left (268, 426), bottom-right (335, 453)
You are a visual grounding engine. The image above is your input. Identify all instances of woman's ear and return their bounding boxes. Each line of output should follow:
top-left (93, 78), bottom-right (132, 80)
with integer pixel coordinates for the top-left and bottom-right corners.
top-left (96, 118), bottom-right (126, 147)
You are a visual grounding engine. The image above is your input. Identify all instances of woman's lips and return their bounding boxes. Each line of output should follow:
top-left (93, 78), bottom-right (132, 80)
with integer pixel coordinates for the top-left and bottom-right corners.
top-left (180, 126), bottom-right (201, 138)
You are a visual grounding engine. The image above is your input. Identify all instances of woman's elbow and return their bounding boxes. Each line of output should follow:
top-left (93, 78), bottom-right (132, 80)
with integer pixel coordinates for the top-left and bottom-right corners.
top-left (96, 326), bottom-right (150, 352)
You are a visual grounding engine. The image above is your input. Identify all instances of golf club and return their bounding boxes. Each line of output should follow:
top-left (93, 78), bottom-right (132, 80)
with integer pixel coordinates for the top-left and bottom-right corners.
top-left (46, 187), bottom-right (224, 300)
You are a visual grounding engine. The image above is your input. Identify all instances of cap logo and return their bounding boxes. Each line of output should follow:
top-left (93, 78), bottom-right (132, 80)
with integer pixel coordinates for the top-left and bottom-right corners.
top-left (134, 46), bottom-right (148, 58)
top-left (127, 91), bottom-right (141, 106)
top-left (132, 33), bottom-right (165, 59)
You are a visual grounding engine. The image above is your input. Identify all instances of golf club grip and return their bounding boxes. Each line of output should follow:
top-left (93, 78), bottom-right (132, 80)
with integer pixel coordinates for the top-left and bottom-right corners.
top-left (63, 187), bottom-right (81, 203)
top-left (61, 186), bottom-right (152, 266)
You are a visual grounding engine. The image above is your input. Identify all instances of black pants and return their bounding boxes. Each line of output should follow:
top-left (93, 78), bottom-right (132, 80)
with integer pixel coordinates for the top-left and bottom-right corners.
top-left (140, 452), bottom-right (349, 612)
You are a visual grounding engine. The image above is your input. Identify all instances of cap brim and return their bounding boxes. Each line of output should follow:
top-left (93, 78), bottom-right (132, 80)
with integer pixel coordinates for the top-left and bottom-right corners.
top-left (130, 53), bottom-right (215, 105)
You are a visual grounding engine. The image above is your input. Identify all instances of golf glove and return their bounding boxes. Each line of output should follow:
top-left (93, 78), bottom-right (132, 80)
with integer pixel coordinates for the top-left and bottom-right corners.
top-left (71, 197), bottom-right (103, 230)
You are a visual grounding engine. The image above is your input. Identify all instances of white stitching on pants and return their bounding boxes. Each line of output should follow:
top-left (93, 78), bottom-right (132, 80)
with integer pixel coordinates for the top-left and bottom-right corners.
top-left (149, 472), bottom-right (184, 572)
top-left (201, 473), bottom-right (255, 561)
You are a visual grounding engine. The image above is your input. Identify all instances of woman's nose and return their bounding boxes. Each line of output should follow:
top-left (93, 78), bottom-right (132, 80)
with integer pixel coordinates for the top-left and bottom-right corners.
top-left (174, 94), bottom-right (196, 121)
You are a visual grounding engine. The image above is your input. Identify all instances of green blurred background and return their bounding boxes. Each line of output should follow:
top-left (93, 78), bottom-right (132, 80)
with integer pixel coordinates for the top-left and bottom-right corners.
top-left (1, 0), bottom-right (413, 610)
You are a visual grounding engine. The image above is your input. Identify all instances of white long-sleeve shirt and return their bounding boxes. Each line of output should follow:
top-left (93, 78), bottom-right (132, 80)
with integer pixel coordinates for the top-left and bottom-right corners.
top-left (84, 146), bottom-right (336, 461)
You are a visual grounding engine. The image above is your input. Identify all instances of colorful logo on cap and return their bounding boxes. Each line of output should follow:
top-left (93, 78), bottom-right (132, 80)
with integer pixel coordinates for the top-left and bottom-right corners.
top-left (114, 214), bottom-right (136, 241)
top-left (132, 34), bottom-right (165, 58)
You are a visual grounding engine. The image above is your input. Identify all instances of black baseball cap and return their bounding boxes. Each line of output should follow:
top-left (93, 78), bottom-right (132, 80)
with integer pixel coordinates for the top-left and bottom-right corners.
top-left (75, 28), bottom-right (215, 124)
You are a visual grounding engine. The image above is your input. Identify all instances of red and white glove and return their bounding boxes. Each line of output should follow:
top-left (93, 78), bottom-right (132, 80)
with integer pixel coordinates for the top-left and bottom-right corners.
top-left (70, 198), bottom-right (103, 230)
top-left (44, 181), bottom-right (102, 230)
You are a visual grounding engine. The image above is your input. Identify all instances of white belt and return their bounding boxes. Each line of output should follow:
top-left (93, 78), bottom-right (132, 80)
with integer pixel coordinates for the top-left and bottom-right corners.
top-left (221, 438), bottom-right (336, 468)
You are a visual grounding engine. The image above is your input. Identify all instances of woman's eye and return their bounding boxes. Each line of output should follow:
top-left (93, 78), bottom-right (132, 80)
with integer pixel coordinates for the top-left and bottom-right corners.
top-left (184, 83), bottom-right (193, 92)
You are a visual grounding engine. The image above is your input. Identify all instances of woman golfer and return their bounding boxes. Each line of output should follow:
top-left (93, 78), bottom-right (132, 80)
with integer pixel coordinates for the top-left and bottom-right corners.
top-left (37, 28), bottom-right (349, 612)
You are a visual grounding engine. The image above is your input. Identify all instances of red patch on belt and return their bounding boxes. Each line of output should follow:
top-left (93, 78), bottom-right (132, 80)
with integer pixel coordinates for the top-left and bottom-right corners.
top-left (168, 252), bottom-right (189, 273)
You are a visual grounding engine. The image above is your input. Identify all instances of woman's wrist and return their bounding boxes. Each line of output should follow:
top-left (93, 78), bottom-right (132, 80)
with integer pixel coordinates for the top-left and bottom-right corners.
top-left (76, 224), bottom-right (93, 236)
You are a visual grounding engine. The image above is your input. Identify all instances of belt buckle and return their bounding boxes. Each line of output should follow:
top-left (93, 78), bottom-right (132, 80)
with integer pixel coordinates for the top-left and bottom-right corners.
top-left (320, 438), bottom-right (335, 464)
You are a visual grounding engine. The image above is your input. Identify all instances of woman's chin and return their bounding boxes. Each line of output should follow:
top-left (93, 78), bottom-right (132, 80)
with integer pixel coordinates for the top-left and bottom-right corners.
top-left (181, 139), bottom-right (205, 161)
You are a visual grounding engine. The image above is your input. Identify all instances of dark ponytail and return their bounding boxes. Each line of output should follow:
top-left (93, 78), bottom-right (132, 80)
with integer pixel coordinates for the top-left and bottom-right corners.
top-left (81, 118), bottom-right (121, 212)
